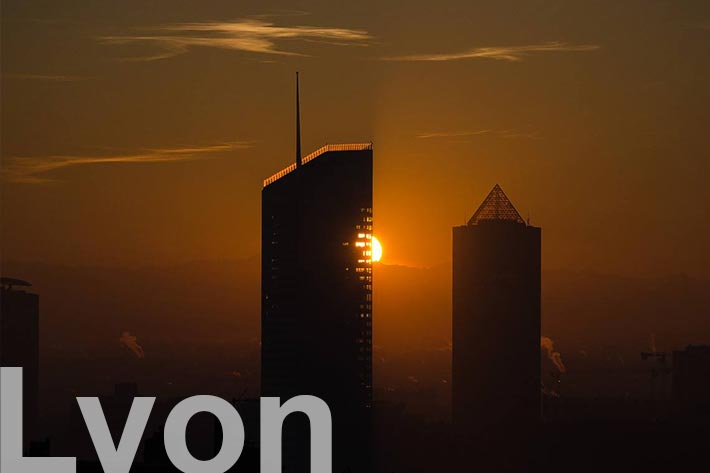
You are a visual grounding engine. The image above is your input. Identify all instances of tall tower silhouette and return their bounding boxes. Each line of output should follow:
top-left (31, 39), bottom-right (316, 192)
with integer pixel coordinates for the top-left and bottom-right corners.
top-left (261, 74), bottom-right (373, 472)
top-left (1, 277), bottom-right (41, 451)
top-left (452, 185), bottom-right (541, 468)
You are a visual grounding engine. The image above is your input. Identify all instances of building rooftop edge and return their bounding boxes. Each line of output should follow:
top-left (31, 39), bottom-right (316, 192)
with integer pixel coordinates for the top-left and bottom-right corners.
top-left (1, 277), bottom-right (32, 288)
top-left (263, 142), bottom-right (372, 187)
top-left (453, 219), bottom-right (538, 229)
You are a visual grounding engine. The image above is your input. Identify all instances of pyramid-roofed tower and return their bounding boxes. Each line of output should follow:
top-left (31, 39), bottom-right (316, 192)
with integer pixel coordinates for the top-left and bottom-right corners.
top-left (452, 183), bottom-right (540, 465)
top-left (468, 184), bottom-right (525, 225)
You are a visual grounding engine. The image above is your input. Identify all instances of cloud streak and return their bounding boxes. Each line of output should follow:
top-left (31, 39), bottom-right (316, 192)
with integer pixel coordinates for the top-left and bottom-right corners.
top-left (417, 129), bottom-right (541, 140)
top-left (2, 141), bottom-right (252, 184)
top-left (384, 41), bottom-right (599, 62)
top-left (99, 18), bottom-right (371, 60)
top-left (4, 73), bottom-right (90, 82)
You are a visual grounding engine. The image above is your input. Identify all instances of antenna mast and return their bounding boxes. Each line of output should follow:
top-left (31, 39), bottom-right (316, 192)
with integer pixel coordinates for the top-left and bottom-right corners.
top-left (296, 72), bottom-right (302, 167)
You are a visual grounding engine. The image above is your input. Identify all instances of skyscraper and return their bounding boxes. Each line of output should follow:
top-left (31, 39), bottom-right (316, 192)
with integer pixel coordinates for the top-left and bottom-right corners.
top-left (1, 277), bottom-right (40, 451)
top-left (452, 185), bottom-right (541, 467)
top-left (261, 75), bottom-right (373, 472)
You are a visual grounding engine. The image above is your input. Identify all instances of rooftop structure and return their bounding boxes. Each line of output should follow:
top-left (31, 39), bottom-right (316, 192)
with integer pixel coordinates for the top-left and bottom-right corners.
top-left (1, 277), bottom-right (32, 289)
top-left (263, 142), bottom-right (373, 187)
top-left (468, 183), bottom-right (525, 225)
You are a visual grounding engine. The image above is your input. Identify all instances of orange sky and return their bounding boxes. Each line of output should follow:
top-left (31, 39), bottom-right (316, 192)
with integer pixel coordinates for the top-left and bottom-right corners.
top-left (2, 1), bottom-right (710, 277)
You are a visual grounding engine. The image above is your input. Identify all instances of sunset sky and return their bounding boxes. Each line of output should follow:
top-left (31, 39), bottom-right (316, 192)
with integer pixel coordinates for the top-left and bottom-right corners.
top-left (3, 0), bottom-right (710, 277)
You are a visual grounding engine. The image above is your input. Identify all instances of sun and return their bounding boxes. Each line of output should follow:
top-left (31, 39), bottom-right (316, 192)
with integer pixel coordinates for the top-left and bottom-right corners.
top-left (371, 236), bottom-right (383, 263)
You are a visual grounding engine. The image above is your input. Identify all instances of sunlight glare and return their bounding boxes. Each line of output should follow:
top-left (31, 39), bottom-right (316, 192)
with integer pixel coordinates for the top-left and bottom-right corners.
top-left (372, 236), bottom-right (383, 262)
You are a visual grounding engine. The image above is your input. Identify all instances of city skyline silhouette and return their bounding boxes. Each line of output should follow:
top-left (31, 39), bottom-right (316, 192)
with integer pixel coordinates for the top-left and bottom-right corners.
top-left (2, 2), bottom-right (710, 472)
top-left (3, 92), bottom-right (709, 469)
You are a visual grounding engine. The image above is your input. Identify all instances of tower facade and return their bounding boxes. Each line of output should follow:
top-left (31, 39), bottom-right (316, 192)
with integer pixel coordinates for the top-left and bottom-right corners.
top-left (261, 143), bottom-right (373, 471)
top-left (1, 278), bottom-right (40, 451)
top-left (452, 185), bottom-right (541, 464)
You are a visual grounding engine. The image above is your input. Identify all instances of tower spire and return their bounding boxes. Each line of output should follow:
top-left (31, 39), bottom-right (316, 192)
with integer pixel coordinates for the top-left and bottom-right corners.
top-left (296, 72), bottom-right (302, 167)
top-left (468, 184), bottom-right (525, 225)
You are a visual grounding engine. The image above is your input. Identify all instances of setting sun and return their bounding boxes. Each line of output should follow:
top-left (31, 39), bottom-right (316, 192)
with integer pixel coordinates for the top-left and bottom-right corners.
top-left (372, 236), bottom-right (383, 262)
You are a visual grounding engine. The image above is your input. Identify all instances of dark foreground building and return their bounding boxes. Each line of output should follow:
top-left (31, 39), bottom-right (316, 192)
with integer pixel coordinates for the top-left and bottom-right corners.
top-left (262, 127), bottom-right (373, 472)
top-left (672, 345), bottom-right (710, 418)
top-left (452, 185), bottom-right (541, 469)
top-left (1, 277), bottom-right (40, 451)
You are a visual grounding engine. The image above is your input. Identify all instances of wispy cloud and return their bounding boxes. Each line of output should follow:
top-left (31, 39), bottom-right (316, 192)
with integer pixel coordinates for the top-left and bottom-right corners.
top-left (99, 18), bottom-right (372, 61)
top-left (384, 41), bottom-right (599, 62)
top-left (4, 73), bottom-right (90, 82)
top-left (417, 129), bottom-right (542, 140)
top-left (251, 10), bottom-right (312, 20)
top-left (2, 141), bottom-right (252, 184)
